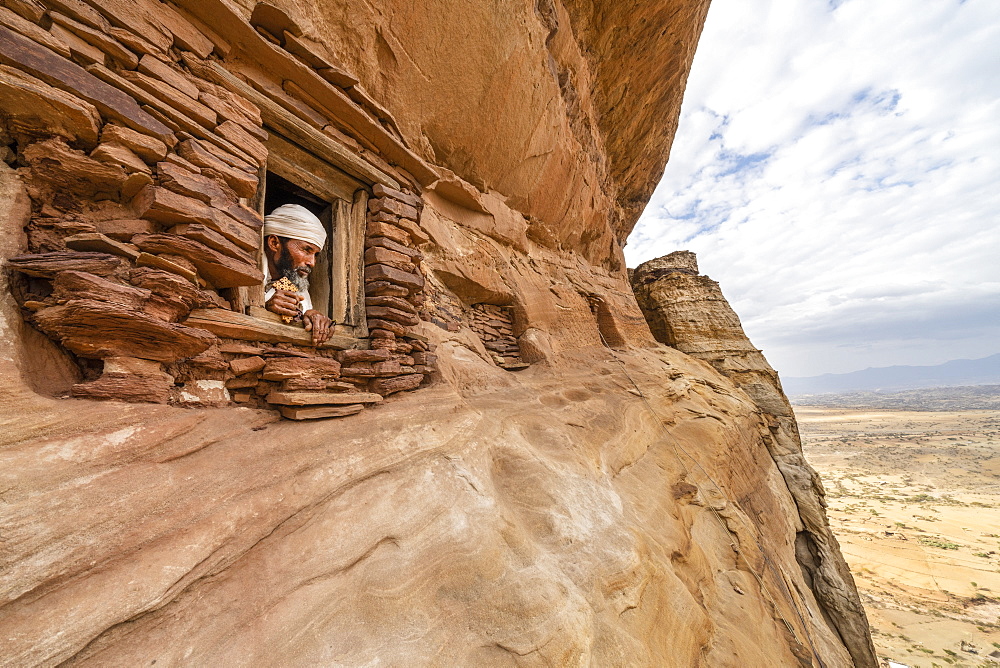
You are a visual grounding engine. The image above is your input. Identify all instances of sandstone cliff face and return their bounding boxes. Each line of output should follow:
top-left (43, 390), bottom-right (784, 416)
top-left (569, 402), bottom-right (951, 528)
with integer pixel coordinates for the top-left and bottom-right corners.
top-left (1, 0), bottom-right (875, 665)
top-left (226, 0), bottom-right (709, 266)
top-left (632, 252), bottom-right (877, 667)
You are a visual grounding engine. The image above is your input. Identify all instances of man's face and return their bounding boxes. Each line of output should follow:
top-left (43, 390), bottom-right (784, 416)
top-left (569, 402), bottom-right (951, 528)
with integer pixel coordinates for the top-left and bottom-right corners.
top-left (268, 236), bottom-right (321, 290)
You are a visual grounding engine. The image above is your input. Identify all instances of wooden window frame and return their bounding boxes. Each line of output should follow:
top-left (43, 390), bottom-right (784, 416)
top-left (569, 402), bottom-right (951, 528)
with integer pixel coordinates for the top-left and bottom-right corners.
top-left (253, 131), bottom-right (370, 340)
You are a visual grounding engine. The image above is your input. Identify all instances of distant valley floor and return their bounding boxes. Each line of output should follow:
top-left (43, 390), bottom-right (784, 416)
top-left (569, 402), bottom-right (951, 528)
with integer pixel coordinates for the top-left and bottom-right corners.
top-left (799, 406), bottom-right (1000, 667)
top-left (791, 385), bottom-right (1000, 411)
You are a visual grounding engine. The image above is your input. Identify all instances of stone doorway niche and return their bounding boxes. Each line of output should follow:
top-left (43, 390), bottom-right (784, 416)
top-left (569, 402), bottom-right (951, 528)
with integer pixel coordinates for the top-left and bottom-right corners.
top-left (467, 303), bottom-right (529, 370)
top-left (586, 294), bottom-right (626, 349)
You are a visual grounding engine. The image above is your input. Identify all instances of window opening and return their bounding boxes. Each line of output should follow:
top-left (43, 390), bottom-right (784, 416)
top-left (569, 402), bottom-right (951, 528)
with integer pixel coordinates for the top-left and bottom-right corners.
top-left (264, 171), bottom-right (328, 214)
top-left (260, 132), bottom-right (369, 338)
top-left (262, 171), bottom-right (334, 320)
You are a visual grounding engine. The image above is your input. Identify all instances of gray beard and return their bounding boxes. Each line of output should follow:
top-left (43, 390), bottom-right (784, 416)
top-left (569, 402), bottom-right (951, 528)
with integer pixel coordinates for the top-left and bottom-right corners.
top-left (280, 266), bottom-right (310, 294)
top-left (274, 244), bottom-right (311, 294)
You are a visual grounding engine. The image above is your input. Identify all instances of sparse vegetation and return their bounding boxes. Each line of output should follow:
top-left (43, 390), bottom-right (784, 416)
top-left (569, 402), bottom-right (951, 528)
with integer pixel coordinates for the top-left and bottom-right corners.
top-left (798, 402), bottom-right (1000, 666)
top-left (919, 536), bottom-right (961, 550)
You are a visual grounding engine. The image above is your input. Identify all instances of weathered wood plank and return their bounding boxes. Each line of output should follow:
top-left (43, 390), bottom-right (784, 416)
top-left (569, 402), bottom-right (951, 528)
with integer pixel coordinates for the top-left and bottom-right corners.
top-left (309, 204), bottom-right (333, 320)
top-left (330, 198), bottom-right (349, 326)
top-left (264, 132), bottom-right (361, 203)
top-left (349, 189), bottom-right (369, 337)
top-left (205, 61), bottom-right (399, 189)
top-left (184, 307), bottom-right (359, 349)
top-left (246, 305), bottom-right (283, 323)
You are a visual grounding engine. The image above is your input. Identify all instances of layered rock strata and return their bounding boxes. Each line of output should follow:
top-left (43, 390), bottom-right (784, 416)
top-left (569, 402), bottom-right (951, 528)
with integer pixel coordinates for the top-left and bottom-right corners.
top-left (0, 0), bottom-right (876, 665)
top-left (631, 251), bottom-right (878, 667)
top-left (0, 0), bottom-right (437, 417)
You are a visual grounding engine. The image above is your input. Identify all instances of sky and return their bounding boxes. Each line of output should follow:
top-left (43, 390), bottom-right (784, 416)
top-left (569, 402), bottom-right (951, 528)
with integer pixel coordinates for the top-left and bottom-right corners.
top-left (623, 0), bottom-right (1000, 377)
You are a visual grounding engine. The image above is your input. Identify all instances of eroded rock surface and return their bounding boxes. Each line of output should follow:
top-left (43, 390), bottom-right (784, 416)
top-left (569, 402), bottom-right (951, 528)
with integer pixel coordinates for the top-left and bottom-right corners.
top-left (227, 0), bottom-right (710, 268)
top-left (632, 251), bottom-right (878, 667)
top-left (2, 343), bottom-right (861, 667)
top-left (0, 0), bottom-right (875, 666)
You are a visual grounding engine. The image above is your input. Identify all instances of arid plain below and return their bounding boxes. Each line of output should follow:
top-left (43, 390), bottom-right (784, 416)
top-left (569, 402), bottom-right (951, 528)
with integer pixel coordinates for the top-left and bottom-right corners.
top-left (798, 400), bottom-right (1000, 667)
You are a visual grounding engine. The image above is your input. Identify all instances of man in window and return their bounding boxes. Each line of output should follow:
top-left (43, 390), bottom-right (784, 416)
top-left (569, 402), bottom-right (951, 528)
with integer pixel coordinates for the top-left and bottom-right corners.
top-left (262, 204), bottom-right (334, 345)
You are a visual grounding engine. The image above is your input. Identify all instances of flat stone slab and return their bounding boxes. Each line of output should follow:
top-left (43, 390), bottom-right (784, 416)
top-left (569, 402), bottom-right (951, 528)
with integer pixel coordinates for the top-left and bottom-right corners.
top-left (278, 404), bottom-right (364, 420)
top-left (265, 391), bottom-right (382, 406)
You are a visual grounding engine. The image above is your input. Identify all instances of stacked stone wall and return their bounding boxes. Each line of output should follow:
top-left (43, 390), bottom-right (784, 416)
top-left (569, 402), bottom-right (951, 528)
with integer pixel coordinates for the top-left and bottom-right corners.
top-left (0, 0), bottom-right (436, 419)
top-left (466, 303), bottom-right (527, 370)
top-left (362, 183), bottom-right (434, 395)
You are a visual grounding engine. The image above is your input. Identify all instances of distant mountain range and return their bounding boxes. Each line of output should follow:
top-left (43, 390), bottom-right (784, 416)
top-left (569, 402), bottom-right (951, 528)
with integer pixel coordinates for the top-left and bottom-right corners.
top-left (783, 353), bottom-right (1000, 395)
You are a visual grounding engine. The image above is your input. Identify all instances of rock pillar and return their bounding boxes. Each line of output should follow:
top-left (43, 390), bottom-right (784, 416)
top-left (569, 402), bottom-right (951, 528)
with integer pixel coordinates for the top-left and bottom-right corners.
top-left (631, 251), bottom-right (878, 668)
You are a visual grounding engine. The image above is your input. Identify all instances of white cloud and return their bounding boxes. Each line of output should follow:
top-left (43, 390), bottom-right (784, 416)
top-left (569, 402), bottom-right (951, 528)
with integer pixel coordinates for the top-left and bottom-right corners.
top-left (625, 0), bottom-right (1000, 376)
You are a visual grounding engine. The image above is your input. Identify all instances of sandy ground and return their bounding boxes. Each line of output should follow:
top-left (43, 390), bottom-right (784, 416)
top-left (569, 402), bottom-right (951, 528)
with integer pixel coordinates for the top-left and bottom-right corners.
top-left (798, 407), bottom-right (1000, 668)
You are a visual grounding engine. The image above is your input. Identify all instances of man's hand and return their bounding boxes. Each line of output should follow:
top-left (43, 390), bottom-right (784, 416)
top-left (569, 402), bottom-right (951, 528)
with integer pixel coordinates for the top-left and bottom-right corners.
top-left (303, 309), bottom-right (333, 345)
top-left (266, 289), bottom-right (303, 317)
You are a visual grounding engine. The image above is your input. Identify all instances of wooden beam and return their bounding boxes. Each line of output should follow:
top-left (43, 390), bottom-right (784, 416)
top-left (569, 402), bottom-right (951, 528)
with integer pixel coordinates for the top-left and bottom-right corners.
top-left (184, 307), bottom-right (359, 350)
top-left (206, 62), bottom-right (400, 189)
top-left (348, 189), bottom-right (369, 337)
top-left (330, 198), bottom-right (350, 326)
top-left (172, 0), bottom-right (437, 186)
top-left (265, 132), bottom-right (362, 203)
top-left (311, 204), bottom-right (333, 321)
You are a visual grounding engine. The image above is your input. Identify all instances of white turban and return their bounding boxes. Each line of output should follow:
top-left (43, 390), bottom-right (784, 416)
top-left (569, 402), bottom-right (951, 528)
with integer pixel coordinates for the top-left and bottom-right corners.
top-left (263, 204), bottom-right (327, 249)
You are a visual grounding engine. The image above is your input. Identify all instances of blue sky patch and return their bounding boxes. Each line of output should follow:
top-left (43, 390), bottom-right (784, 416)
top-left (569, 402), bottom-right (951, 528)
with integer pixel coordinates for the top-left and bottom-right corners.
top-left (716, 149), bottom-right (773, 177)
